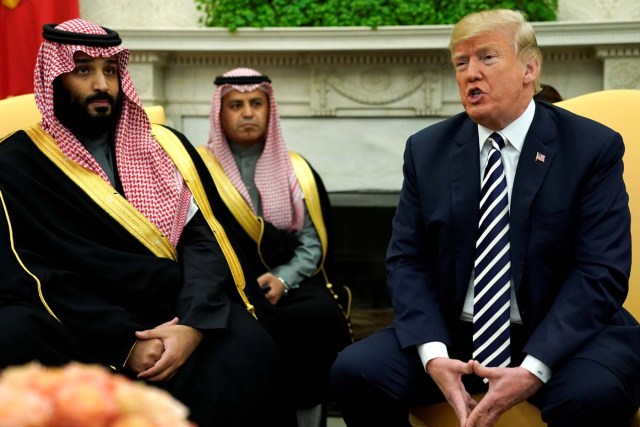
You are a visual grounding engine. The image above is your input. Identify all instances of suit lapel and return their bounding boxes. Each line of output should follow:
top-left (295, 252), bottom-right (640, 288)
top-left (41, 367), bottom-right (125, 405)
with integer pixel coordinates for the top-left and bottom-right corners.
top-left (510, 106), bottom-right (558, 292)
top-left (450, 119), bottom-right (481, 307)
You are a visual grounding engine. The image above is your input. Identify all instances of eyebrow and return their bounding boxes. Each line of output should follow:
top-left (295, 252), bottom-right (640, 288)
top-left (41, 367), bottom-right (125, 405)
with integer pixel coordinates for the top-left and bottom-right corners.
top-left (73, 56), bottom-right (118, 65)
top-left (227, 96), bottom-right (265, 103)
top-left (452, 43), bottom-right (499, 60)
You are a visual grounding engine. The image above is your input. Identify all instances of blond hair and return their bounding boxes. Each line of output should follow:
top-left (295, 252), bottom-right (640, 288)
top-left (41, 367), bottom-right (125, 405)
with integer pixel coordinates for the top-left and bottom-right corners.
top-left (449, 9), bottom-right (542, 93)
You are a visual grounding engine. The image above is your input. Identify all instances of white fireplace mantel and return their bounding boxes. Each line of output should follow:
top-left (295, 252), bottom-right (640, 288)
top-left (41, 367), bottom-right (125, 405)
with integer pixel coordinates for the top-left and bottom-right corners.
top-left (117, 20), bottom-right (640, 52)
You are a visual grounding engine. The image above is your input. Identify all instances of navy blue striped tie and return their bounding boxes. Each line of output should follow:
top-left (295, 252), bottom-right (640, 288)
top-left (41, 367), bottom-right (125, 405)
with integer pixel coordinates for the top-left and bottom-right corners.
top-left (473, 132), bottom-right (511, 369)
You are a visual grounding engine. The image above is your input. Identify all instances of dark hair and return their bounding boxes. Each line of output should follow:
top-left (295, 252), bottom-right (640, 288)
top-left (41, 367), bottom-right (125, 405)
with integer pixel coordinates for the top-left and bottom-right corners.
top-left (534, 84), bottom-right (563, 103)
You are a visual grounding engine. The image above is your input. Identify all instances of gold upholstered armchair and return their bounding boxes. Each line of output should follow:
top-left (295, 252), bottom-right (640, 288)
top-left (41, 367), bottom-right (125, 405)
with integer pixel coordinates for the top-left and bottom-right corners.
top-left (0, 93), bottom-right (165, 138)
top-left (409, 89), bottom-right (640, 427)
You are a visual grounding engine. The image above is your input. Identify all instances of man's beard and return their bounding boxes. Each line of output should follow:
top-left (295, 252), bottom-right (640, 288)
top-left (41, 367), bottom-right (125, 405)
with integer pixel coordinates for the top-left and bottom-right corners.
top-left (53, 79), bottom-right (123, 138)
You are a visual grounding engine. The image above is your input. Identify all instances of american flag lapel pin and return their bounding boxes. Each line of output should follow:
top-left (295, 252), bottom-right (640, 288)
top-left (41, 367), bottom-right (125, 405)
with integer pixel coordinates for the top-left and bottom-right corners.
top-left (535, 152), bottom-right (546, 163)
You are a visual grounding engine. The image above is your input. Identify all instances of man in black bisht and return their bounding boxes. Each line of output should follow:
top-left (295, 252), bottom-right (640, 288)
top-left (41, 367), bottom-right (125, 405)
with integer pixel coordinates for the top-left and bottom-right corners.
top-left (0, 19), bottom-right (297, 427)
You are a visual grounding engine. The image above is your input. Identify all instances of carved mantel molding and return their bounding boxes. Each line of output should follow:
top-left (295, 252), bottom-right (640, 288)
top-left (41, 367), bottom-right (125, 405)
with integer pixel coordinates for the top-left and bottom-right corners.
top-left (112, 20), bottom-right (639, 191)
top-left (121, 21), bottom-right (640, 119)
top-left (118, 21), bottom-right (640, 52)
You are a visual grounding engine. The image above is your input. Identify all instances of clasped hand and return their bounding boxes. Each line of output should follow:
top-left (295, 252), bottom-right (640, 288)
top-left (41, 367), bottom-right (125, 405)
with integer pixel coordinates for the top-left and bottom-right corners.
top-left (426, 358), bottom-right (543, 427)
top-left (125, 317), bottom-right (203, 382)
top-left (257, 272), bottom-right (288, 305)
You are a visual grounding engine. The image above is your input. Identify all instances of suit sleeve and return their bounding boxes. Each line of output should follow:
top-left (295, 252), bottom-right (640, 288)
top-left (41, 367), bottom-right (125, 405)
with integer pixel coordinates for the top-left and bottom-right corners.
top-left (387, 136), bottom-right (451, 350)
top-left (523, 130), bottom-right (631, 369)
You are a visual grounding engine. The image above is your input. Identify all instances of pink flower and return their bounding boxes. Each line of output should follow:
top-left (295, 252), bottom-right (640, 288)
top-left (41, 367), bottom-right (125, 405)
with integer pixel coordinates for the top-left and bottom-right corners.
top-left (0, 362), bottom-right (196, 427)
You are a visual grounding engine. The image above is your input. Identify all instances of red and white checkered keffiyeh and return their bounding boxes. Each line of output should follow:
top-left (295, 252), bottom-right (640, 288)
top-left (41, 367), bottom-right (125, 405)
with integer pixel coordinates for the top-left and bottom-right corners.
top-left (33, 19), bottom-right (191, 246)
top-left (206, 67), bottom-right (304, 232)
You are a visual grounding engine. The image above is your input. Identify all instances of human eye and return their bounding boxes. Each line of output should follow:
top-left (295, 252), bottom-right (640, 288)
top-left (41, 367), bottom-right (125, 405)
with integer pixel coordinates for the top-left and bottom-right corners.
top-left (251, 99), bottom-right (264, 108)
top-left (74, 66), bottom-right (89, 75)
top-left (104, 65), bottom-right (118, 75)
top-left (481, 52), bottom-right (498, 63)
top-left (454, 58), bottom-right (468, 71)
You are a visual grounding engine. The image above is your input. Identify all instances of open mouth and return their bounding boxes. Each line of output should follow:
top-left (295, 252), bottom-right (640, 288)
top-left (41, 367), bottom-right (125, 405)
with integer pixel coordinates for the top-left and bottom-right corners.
top-left (468, 88), bottom-right (483, 101)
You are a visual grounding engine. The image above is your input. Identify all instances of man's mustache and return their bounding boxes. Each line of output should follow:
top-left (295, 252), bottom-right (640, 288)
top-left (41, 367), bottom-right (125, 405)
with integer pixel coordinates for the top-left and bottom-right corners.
top-left (85, 92), bottom-right (115, 105)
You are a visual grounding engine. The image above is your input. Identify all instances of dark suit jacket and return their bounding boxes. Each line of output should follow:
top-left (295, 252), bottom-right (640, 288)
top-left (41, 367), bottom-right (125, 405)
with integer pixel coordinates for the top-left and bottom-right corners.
top-left (387, 101), bottom-right (639, 378)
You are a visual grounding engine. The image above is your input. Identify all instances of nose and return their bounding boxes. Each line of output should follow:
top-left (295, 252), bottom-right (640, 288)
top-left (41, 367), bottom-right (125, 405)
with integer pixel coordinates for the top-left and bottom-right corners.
top-left (466, 58), bottom-right (482, 81)
top-left (241, 103), bottom-right (253, 118)
top-left (92, 73), bottom-right (109, 92)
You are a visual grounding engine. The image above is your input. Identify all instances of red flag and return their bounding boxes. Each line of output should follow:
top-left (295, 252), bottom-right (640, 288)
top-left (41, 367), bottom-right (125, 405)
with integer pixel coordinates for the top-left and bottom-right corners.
top-left (0, 0), bottom-right (79, 99)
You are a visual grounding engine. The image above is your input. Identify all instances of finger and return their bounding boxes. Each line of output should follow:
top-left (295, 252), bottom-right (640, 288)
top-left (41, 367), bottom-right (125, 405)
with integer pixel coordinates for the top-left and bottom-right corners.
top-left (467, 397), bottom-right (496, 427)
top-left (157, 317), bottom-right (179, 328)
top-left (256, 274), bottom-right (270, 287)
top-left (135, 329), bottom-right (158, 340)
top-left (137, 364), bottom-right (160, 379)
top-left (468, 396), bottom-right (478, 410)
top-left (138, 351), bottom-right (172, 380)
top-left (146, 368), bottom-right (174, 382)
top-left (135, 318), bottom-right (179, 336)
top-left (466, 404), bottom-right (481, 427)
top-left (449, 393), bottom-right (472, 425)
top-left (460, 359), bottom-right (474, 374)
top-left (476, 411), bottom-right (500, 427)
top-left (472, 360), bottom-right (489, 379)
top-left (147, 348), bottom-right (185, 382)
top-left (266, 292), bottom-right (280, 305)
top-left (136, 326), bottom-right (173, 340)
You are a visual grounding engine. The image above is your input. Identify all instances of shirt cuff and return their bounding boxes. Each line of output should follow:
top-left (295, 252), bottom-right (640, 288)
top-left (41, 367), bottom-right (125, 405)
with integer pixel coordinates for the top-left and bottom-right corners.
top-left (417, 342), bottom-right (449, 373)
top-left (520, 354), bottom-right (552, 383)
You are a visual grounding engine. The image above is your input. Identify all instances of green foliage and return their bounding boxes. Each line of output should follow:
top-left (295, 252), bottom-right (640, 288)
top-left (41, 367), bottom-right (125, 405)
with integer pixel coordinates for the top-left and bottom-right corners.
top-left (194, 0), bottom-right (557, 31)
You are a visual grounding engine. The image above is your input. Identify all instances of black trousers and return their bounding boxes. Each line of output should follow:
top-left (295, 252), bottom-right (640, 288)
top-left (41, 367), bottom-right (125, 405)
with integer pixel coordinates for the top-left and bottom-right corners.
top-left (251, 277), bottom-right (353, 409)
top-left (331, 321), bottom-right (639, 427)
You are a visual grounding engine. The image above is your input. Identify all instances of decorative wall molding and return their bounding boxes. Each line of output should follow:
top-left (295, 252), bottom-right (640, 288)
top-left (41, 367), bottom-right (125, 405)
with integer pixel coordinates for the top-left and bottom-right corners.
top-left (310, 66), bottom-right (442, 117)
top-left (542, 48), bottom-right (595, 62)
top-left (169, 52), bottom-right (450, 68)
top-left (596, 45), bottom-right (640, 58)
top-left (129, 52), bottom-right (169, 65)
top-left (117, 21), bottom-right (640, 52)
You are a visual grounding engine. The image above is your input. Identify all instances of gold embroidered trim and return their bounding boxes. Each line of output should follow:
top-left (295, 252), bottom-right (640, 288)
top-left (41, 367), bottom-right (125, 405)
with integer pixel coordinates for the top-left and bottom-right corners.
top-left (289, 151), bottom-right (329, 270)
top-left (288, 152), bottom-right (352, 321)
top-left (197, 146), bottom-right (334, 267)
top-left (122, 341), bottom-right (138, 370)
top-left (197, 146), bottom-right (262, 241)
top-left (198, 146), bottom-right (352, 320)
top-left (24, 125), bottom-right (176, 260)
top-left (197, 147), bottom-right (274, 268)
top-left (197, 147), bottom-right (330, 263)
top-left (0, 131), bottom-right (16, 144)
top-left (152, 125), bottom-right (254, 317)
top-left (0, 187), bottom-right (60, 321)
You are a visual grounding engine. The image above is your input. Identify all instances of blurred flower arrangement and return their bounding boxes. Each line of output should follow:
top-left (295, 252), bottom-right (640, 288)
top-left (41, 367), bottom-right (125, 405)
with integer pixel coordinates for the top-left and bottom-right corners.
top-left (0, 362), bottom-right (196, 427)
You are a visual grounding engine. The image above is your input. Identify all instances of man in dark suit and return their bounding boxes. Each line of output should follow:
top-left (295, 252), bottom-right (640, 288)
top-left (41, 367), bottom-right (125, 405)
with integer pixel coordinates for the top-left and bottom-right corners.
top-left (331, 9), bottom-right (640, 427)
